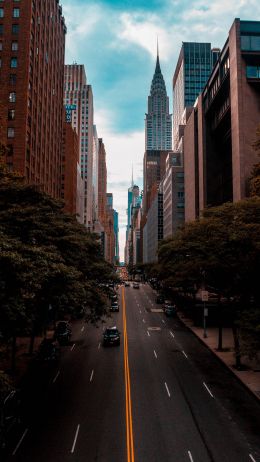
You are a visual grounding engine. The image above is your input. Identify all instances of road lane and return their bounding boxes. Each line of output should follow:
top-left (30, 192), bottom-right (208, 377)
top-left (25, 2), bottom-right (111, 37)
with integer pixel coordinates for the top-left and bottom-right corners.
top-left (4, 283), bottom-right (260, 462)
top-left (126, 282), bottom-right (260, 462)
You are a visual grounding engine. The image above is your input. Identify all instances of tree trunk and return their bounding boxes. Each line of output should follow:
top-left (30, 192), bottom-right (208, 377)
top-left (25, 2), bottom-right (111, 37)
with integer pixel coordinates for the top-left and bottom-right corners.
top-left (28, 332), bottom-right (35, 355)
top-left (232, 324), bottom-right (242, 369)
top-left (11, 335), bottom-right (17, 373)
top-left (217, 296), bottom-right (223, 351)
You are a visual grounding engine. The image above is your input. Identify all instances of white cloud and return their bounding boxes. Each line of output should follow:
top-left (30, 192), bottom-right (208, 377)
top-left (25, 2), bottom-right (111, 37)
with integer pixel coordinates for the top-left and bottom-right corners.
top-left (116, 12), bottom-right (174, 61)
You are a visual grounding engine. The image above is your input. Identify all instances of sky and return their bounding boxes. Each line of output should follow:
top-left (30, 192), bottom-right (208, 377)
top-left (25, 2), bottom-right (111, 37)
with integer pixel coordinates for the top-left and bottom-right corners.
top-left (61, 0), bottom-right (260, 260)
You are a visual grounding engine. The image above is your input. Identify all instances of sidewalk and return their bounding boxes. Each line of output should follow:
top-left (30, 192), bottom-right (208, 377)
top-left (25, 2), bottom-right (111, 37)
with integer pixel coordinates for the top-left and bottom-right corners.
top-left (178, 312), bottom-right (260, 401)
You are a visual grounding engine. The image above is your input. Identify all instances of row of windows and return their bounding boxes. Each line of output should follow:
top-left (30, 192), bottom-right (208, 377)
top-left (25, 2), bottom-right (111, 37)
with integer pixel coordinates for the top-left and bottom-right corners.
top-left (0, 24), bottom-right (19, 34)
top-left (246, 65), bottom-right (260, 79)
top-left (0, 57), bottom-right (18, 67)
top-left (0, 41), bottom-right (18, 50)
top-left (0, 8), bottom-right (20, 18)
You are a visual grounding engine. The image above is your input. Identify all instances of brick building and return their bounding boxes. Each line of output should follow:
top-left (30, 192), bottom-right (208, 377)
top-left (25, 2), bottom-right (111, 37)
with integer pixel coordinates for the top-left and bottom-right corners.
top-left (61, 122), bottom-right (79, 217)
top-left (0, 0), bottom-right (66, 198)
top-left (184, 19), bottom-right (260, 221)
top-left (143, 149), bottom-right (169, 214)
top-left (64, 65), bottom-right (94, 227)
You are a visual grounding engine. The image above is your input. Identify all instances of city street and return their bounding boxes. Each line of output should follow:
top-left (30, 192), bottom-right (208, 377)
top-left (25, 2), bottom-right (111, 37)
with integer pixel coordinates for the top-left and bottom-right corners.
top-left (4, 284), bottom-right (260, 462)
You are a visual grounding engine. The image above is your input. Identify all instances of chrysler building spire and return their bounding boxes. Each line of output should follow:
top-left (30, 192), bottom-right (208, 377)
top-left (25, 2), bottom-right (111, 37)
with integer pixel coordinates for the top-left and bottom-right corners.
top-left (145, 45), bottom-right (172, 150)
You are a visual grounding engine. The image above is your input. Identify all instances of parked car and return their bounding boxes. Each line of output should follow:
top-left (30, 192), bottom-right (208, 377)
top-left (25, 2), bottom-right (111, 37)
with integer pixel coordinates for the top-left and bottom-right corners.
top-left (124, 281), bottom-right (130, 287)
top-left (110, 301), bottom-right (119, 312)
top-left (54, 321), bottom-right (72, 345)
top-left (164, 305), bottom-right (176, 317)
top-left (162, 300), bottom-right (172, 310)
top-left (156, 294), bottom-right (164, 304)
top-left (0, 390), bottom-right (21, 449)
top-left (36, 338), bottom-right (60, 362)
top-left (133, 282), bottom-right (140, 289)
top-left (103, 327), bottom-right (120, 346)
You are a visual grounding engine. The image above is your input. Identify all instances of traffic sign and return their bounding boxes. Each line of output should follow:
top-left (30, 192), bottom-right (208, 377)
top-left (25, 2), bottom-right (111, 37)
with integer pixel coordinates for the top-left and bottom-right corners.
top-left (201, 290), bottom-right (209, 302)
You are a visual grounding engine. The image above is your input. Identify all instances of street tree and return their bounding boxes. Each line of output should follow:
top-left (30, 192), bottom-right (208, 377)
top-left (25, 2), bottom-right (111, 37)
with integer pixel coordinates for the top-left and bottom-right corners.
top-left (157, 198), bottom-right (260, 367)
top-left (0, 157), bottom-right (115, 368)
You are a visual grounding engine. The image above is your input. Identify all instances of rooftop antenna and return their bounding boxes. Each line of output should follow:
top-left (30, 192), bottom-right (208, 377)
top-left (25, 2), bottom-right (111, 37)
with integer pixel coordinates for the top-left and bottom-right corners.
top-left (131, 163), bottom-right (134, 188)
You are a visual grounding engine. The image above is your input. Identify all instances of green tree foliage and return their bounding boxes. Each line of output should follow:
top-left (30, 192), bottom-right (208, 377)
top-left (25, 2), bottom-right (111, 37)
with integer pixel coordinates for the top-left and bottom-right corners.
top-left (157, 199), bottom-right (260, 363)
top-left (0, 157), bottom-right (115, 345)
top-left (249, 124), bottom-right (260, 197)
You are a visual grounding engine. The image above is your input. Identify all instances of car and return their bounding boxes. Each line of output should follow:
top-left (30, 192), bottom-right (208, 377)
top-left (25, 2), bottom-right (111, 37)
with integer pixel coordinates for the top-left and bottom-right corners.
top-left (36, 338), bottom-right (60, 362)
top-left (162, 300), bottom-right (172, 310)
top-left (133, 282), bottom-right (140, 289)
top-left (103, 327), bottom-right (120, 346)
top-left (164, 305), bottom-right (176, 317)
top-left (124, 281), bottom-right (130, 287)
top-left (110, 293), bottom-right (118, 301)
top-left (54, 321), bottom-right (72, 344)
top-left (156, 294), bottom-right (164, 304)
top-left (110, 301), bottom-right (119, 312)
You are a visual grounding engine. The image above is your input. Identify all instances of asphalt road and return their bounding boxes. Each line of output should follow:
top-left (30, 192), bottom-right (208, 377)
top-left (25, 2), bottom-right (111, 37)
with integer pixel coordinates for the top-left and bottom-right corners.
top-left (3, 283), bottom-right (260, 462)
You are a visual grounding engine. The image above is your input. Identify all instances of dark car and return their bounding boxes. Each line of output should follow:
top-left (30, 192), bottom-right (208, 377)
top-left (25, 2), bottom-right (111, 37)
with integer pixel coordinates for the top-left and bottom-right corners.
top-left (103, 327), bottom-right (120, 346)
top-left (54, 321), bottom-right (72, 345)
top-left (0, 390), bottom-right (21, 449)
top-left (164, 305), bottom-right (176, 317)
top-left (124, 281), bottom-right (130, 287)
top-left (36, 338), bottom-right (60, 362)
top-left (110, 301), bottom-right (119, 312)
top-left (110, 293), bottom-right (118, 301)
top-left (133, 282), bottom-right (140, 289)
top-left (156, 294), bottom-right (164, 304)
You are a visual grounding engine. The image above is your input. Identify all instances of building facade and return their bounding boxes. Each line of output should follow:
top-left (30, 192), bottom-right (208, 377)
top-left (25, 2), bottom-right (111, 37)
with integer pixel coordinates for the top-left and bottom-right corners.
top-left (1, 0), bottom-right (66, 198)
top-left (143, 150), bottom-right (169, 214)
top-left (61, 122), bottom-right (79, 217)
top-left (163, 152), bottom-right (185, 238)
top-left (184, 19), bottom-right (260, 221)
top-left (173, 42), bottom-right (218, 151)
top-left (64, 65), bottom-right (94, 227)
top-left (143, 191), bottom-right (163, 264)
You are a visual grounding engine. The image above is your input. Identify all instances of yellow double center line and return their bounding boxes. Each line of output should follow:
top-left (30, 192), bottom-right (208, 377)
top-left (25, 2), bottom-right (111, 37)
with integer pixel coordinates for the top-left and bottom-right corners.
top-left (122, 287), bottom-right (135, 462)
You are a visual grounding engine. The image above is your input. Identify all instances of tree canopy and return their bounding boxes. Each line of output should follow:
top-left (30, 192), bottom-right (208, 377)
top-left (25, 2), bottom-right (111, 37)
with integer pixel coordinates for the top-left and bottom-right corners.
top-left (0, 156), bottom-right (116, 342)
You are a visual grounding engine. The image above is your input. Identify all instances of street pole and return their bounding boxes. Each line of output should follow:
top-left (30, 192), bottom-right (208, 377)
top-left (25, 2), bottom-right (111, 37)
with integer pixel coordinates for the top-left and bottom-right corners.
top-left (203, 301), bottom-right (208, 338)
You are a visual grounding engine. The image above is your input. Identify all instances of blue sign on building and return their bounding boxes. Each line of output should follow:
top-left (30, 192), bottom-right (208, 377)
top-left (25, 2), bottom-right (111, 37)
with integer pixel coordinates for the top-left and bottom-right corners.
top-left (65, 104), bottom-right (76, 123)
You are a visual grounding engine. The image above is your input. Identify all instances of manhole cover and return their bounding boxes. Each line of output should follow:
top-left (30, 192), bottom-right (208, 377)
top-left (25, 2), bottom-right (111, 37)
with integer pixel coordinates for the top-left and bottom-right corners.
top-left (148, 327), bottom-right (161, 331)
top-left (151, 309), bottom-right (163, 313)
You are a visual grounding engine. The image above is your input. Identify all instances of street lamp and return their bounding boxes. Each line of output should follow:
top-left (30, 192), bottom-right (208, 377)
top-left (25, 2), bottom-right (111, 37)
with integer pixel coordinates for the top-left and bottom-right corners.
top-left (201, 269), bottom-right (208, 338)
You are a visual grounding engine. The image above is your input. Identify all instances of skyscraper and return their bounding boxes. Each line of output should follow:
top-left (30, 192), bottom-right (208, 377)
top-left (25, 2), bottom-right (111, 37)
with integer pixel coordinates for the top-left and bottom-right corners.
top-left (173, 42), bottom-right (218, 150)
top-left (0, 0), bottom-right (66, 198)
top-left (64, 65), bottom-right (94, 227)
top-left (145, 49), bottom-right (172, 151)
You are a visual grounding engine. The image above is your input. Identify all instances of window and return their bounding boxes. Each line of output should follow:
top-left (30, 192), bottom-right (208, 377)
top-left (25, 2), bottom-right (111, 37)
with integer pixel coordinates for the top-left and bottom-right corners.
top-left (0, 58), bottom-right (1, 68)
top-left (0, 25), bottom-right (3, 35)
top-left (8, 128), bottom-right (15, 138)
top-left (10, 74), bottom-right (17, 84)
top-left (12, 24), bottom-right (19, 34)
top-left (241, 34), bottom-right (260, 51)
top-left (10, 57), bottom-right (17, 68)
top-left (8, 109), bottom-right (15, 120)
top-left (0, 41), bottom-right (2, 50)
top-left (246, 66), bottom-right (260, 79)
top-left (13, 8), bottom-right (20, 18)
top-left (12, 41), bottom-right (18, 51)
top-left (9, 92), bottom-right (16, 102)
top-left (0, 9), bottom-right (4, 18)
top-left (7, 145), bottom-right (14, 156)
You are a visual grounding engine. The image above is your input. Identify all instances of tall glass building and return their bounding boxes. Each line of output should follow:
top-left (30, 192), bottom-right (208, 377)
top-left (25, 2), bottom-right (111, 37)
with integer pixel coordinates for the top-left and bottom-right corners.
top-left (145, 52), bottom-right (172, 150)
top-left (173, 42), bottom-right (218, 150)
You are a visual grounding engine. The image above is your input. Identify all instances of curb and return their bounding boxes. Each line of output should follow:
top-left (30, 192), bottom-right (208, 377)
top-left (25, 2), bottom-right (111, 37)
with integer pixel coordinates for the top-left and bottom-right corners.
top-left (177, 312), bottom-right (260, 404)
